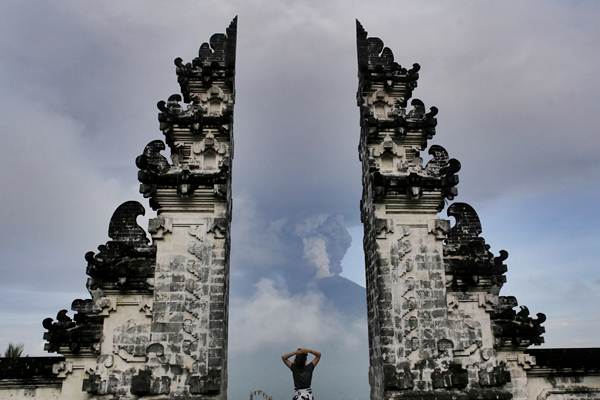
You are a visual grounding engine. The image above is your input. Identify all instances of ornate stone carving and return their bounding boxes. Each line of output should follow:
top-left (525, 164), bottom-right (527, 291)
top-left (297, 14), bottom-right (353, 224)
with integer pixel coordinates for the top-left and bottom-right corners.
top-left (371, 152), bottom-right (460, 208)
top-left (113, 320), bottom-right (151, 360)
top-left (85, 201), bottom-right (156, 292)
top-left (158, 93), bottom-right (202, 126)
top-left (130, 369), bottom-right (171, 396)
top-left (361, 98), bottom-right (439, 149)
top-left (444, 202), bottom-right (508, 291)
top-left (175, 17), bottom-right (237, 101)
top-left (193, 84), bottom-right (234, 117)
top-left (356, 20), bottom-right (420, 106)
top-left (356, 22), bottom-right (517, 400)
top-left (491, 296), bottom-right (546, 348)
top-left (431, 363), bottom-right (469, 389)
top-left (148, 216), bottom-right (173, 239)
top-left (42, 305), bottom-right (102, 355)
top-left (136, 140), bottom-right (229, 209)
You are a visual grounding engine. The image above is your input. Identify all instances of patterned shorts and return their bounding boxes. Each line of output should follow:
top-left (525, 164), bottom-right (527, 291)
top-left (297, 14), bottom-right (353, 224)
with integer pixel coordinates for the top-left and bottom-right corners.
top-left (293, 388), bottom-right (313, 400)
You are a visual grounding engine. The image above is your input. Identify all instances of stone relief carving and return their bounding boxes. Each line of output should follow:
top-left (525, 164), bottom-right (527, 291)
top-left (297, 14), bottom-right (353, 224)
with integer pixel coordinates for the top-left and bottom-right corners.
top-left (445, 202), bottom-right (508, 290)
top-left (492, 297), bottom-right (546, 348)
top-left (86, 201), bottom-right (156, 292)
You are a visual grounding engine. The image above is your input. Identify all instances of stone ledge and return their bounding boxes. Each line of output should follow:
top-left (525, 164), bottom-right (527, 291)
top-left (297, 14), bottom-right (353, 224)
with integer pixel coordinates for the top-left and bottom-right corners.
top-left (526, 348), bottom-right (600, 375)
top-left (0, 357), bottom-right (64, 382)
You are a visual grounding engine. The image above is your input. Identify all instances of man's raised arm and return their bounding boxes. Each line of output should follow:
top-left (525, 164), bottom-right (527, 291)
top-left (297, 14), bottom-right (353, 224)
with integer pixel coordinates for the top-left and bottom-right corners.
top-left (281, 349), bottom-right (299, 368)
top-left (302, 348), bottom-right (321, 367)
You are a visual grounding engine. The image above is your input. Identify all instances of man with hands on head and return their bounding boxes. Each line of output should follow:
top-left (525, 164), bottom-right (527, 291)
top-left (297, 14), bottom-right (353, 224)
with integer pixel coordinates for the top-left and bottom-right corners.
top-left (281, 347), bottom-right (321, 400)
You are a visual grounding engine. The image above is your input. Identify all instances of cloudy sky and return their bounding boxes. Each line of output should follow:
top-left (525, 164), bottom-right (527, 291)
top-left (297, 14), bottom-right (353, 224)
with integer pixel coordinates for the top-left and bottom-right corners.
top-left (1, 1), bottom-right (599, 399)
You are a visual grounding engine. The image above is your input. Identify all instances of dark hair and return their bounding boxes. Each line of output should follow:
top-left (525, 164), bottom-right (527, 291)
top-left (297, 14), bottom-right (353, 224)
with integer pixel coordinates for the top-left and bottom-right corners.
top-left (294, 353), bottom-right (307, 368)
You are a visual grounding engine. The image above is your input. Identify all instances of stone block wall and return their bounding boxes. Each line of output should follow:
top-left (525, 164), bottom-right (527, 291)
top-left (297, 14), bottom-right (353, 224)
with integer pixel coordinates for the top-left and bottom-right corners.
top-left (355, 21), bottom-right (547, 400)
top-left (0, 18), bottom-right (237, 400)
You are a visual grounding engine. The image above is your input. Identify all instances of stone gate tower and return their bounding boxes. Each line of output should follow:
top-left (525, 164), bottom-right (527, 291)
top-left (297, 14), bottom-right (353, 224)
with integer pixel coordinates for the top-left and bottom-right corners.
top-left (356, 21), bottom-right (547, 400)
top-left (135, 16), bottom-right (236, 397)
top-left (2, 16), bottom-right (600, 400)
top-left (0, 18), bottom-right (236, 400)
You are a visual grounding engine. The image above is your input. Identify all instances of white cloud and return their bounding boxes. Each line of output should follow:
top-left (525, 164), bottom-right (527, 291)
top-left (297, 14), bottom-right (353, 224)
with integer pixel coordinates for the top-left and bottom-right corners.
top-left (229, 279), bottom-right (366, 353)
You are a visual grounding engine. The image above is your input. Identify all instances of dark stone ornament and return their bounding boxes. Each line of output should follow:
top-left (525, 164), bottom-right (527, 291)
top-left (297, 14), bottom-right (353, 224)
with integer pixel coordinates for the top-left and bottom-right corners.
top-left (136, 139), bottom-right (229, 210)
top-left (362, 98), bottom-right (440, 150)
top-left (188, 370), bottom-right (221, 395)
top-left (175, 16), bottom-right (237, 101)
top-left (136, 140), bottom-right (170, 176)
top-left (478, 363), bottom-right (512, 387)
top-left (356, 20), bottom-right (420, 106)
top-left (491, 296), bottom-right (546, 348)
top-left (42, 305), bottom-right (102, 355)
top-left (130, 369), bottom-right (171, 396)
top-left (42, 202), bottom-right (154, 356)
top-left (430, 363), bottom-right (469, 389)
top-left (157, 93), bottom-right (205, 141)
top-left (370, 147), bottom-right (460, 210)
top-left (444, 202), bottom-right (508, 291)
top-left (85, 201), bottom-right (156, 292)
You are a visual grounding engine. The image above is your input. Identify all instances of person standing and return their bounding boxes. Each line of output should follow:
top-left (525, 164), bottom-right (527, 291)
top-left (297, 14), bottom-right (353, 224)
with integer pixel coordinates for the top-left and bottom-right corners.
top-left (281, 347), bottom-right (321, 400)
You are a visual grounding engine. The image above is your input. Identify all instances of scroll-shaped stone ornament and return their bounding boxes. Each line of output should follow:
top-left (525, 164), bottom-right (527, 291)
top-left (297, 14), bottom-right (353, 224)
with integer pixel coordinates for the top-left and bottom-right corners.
top-left (42, 305), bottom-right (103, 355)
top-left (491, 296), bottom-right (546, 348)
top-left (405, 99), bottom-right (439, 143)
top-left (157, 93), bottom-right (203, 135)
top-left (444, 202), bottom-right (508, 290)
top-left (447, 202), bottom-right (483, 242)
top-left (425, 145), bottom-right (450, 175)
top-left (42, 310), bottom-right (76, 353)
top-left (136, 140), bottom-right (171, 207)
top-left (439, 158), bottom-right (461, 200)
top-left (157, 94), bottom-right (183, 116)
top-left (86, 201), bottom-right (155, 291)
top-left (107, 201), bottom-right (148, 244)
top-left (136, 140), bottom-right (170, 176)
top-left (406, 98), bottom-right (426, 119)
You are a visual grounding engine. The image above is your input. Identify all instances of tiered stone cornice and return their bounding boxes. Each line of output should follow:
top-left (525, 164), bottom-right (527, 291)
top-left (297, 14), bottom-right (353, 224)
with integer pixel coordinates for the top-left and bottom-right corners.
top-left (491, 296), bottom-right (546, 349)
top-left (356, 20), bottom-right (420, 107)
top-left (175, 16), bottom-right (237, 101)
top-left (357, 22), bottom-right (460, 213)
top-left (137, 139), bottom-right (229, 210)
top-left (355, 22), bottom-right (549, 400)
top-left (42, 302), bottom-right (103, 355)
top-left (43, 201), bottom-right (156, 356)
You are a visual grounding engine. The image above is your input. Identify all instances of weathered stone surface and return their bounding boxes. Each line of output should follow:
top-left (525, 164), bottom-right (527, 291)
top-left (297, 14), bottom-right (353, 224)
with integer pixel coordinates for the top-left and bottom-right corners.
top-left (444, 202), bottom-right (508, 292)
top-left (174, 17), bottom-right (237, 102)
top-left (491, 298), bottom-right (546, 349)
top-left (4, 14), bottom-right (600, 400)
top-left (356, 21), bottom-right (512, 400)
top-left (30, 17), bottom-right (237, 400)
top-left (42, 306), bottom-right (103, 355)
top-left (85, 201), bottom-right (156, 292)
top-left (137, 17), bottom-right (235, 399)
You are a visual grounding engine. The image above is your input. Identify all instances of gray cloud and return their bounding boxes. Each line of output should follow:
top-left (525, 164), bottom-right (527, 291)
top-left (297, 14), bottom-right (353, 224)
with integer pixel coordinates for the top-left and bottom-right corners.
top-left (230, 278), bottom-right (364, 353)
top-left (1, 1), bottom-right (600, 398)
top-left (296, 215), bottom-right (352, 278)
top-left (228, 278), bottom-right (368, 400)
